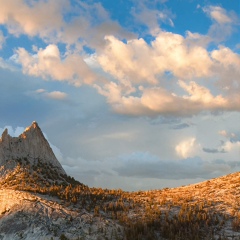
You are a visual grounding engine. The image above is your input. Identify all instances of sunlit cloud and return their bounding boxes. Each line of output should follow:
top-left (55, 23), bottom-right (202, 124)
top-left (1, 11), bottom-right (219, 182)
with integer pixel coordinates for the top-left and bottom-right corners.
top-left (0, 0), bottom-right (67, 38)
top-left (175, 138), bottom-right (201, 159)
top-left (34, 89), bottom-right (68, 100)
top-left (203, 6), bottom-right (233, 24)
top-left (16, 45), bottom-right (96, 86)
top-left (203, 5), bottom-right (239, 42)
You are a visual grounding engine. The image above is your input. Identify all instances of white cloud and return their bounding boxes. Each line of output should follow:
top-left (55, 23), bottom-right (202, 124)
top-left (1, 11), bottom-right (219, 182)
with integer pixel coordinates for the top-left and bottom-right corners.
top-left (98, 32), bottom-right (213, 85)
top-left (45, 91), bottom-right (68, 100)
top-left (178, 80), bottom-right (227, 106)
top-left (0, 0), bottom-right (134, 48)
top-left (95, 29), bottom-right (240, 117)
top-left (0, 0), bottom-right (67, 38)
top-left (223, 141), bottom-right (240, 152)
top-left (221, 141), bottom-right (240, 162)
top-left (203, 5), bottom-right (239, 42)
top-left (203, 6), bottom-right (232, 24)
top-left (95, 79), bottom-right (239, 117)
top-left (35, 89), bottom-right (46, 94)
top-left (212, 47), bottom-right (240, 94)
top-left (175, 138), bottom-right (201, 159)
top-left (219, 130), bottom-right (228, 137)
top-left (218, 130), bottom-right (238, 140)
top-left (0, 57), bottom-right (17, 71)
top-left (16, 45), bottom-right (96, 86)
top-left (34, 89), bottom-right (68, 100)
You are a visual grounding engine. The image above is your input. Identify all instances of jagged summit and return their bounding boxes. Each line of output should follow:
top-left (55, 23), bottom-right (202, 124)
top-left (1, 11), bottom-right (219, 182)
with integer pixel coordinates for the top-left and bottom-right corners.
top-left (21, 120), bottom-right (39, 133)
top-left (0, 121), bottom-right (66, 180)
top-left (1, 121), bottom-right (45, 142)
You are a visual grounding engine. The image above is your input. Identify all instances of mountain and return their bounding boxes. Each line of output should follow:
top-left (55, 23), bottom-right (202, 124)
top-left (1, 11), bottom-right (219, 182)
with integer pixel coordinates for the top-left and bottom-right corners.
top-left (0, 121), bottom-right (79, 190)
top-left (0, 121), bottom-right (65, 176)
top-left (0, 122), bottom-right (240, 240)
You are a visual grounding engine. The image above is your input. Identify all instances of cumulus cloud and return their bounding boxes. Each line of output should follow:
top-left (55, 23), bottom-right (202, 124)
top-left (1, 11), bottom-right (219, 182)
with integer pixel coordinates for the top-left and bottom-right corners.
top-left (95, 27), bottom-right (240, 117)
top-left (16, 45), bottom-right (96, 86)
top-left (223, 141), bottom-right (240, 153)
top-left (96, 80), bottom-right (239, 117)
top-left (97, 31), bottom-right (239, 87)
top-left (13, 28), bottom-right (240, 117)
top-left (98, 32), bottom-right (213, 84)
top-left (218, 130), bottom-right (240, 143)
top-left (212, 46), bottom-right (240, 95)
top-left (46, 91), bottom-right (68, 100)
top-left (175, 138), bottom-right (201, 159)
top-left (203, 5), bottom-right (239, 42)
top-left (0, 0), bottom-right (67, 38)
top-left (178, 80), bottom-right (227, 106)
top-left (0, 0), bottom-right (134, 47)
top-left (203, 6), bottom-right (232, 24)
top-left (34, 89), bottom-right (68, 100)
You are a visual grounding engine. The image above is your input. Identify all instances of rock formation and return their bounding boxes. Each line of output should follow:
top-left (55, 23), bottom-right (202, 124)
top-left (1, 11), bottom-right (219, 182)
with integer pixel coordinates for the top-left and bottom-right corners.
top-left (0, 121), bottom-right (66, 176)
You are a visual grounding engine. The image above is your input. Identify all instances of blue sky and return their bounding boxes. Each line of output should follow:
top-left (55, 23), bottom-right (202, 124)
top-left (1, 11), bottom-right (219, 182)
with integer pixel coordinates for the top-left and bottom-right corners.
top-left (0, 0), bottom-right (239, 191)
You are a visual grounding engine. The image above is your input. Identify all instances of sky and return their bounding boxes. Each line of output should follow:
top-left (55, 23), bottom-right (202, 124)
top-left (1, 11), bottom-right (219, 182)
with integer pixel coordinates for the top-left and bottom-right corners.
top-left (0, 0), bottom-right (239, 191)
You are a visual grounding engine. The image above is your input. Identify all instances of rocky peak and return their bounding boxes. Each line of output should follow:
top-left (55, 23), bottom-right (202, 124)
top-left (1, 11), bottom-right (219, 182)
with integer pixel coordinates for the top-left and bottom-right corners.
top-left (1, 129), bottom-right (10, 143)
top-left (23, 121), bottom-right (39, 132)
top-left (19, 121), bottom-right (46, 142)
top-left (0, 121), bottom-right (66, 176)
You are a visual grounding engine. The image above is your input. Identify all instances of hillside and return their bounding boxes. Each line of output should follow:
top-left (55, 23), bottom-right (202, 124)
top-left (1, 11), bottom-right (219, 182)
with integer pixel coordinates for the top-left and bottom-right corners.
top-left (0, 122), bottom-right (240, 239)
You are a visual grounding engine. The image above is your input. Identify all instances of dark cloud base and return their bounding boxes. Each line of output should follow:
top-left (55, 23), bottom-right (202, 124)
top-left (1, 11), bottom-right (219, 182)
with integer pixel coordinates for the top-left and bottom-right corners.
top-left (114, 157), bottom-right (239, 180)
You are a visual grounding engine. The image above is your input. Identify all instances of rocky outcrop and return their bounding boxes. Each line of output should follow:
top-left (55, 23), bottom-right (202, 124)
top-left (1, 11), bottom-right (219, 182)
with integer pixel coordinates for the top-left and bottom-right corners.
top-left (0, 121), bottom-right (66, 176)
top-left (0, 189), bottom-right (122, 240)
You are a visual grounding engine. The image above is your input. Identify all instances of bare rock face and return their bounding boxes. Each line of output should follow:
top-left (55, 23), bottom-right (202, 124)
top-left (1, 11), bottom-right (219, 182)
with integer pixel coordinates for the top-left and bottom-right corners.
top-left (0, 121), bottom-right (66, 176)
